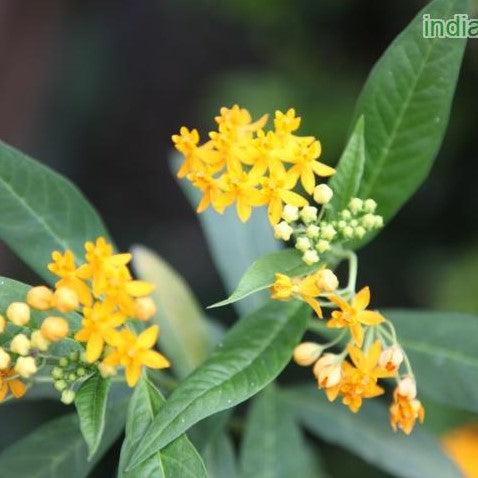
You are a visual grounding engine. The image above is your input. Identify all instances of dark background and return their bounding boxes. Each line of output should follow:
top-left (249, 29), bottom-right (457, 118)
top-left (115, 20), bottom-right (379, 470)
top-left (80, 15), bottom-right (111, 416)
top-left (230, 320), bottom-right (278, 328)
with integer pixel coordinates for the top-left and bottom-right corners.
top-left (0, 1), bottom-right (476, 475)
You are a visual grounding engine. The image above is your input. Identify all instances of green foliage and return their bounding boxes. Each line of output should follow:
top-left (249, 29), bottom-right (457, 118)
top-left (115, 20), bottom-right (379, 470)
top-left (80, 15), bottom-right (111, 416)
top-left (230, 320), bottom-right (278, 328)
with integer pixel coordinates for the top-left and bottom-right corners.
top-left (74, 374), bottom-right (111, 459)
top-left (126, 300), bottom-right (309, 470)
top-left (327, 116), bottom-right (366, 215)
top-left (240, 385), bottom-right (325, 478)
top-left (118, 376), bottom-right (207, 477)
top-left (352, 0), bottom-right (468, 229)
top-left (0, 398), bottom-right (128, 477)
top-left (283, 386), bottom-right (460, 478)
top-left (0, 141), bottom-right (110, 283)
top-left (132, 245), bottom-right (214, 378)
top-left (202, 430), bottom-right (238, 478)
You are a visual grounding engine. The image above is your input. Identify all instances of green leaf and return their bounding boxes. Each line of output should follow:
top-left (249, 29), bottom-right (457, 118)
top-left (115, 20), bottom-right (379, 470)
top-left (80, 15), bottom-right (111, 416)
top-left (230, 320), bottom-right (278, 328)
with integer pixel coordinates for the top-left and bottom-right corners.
top-left (0, 398), bottom-right (127, 477)
top-left (352, 0), bottom-right (468, 227)
top-left (172, 154), bottom-right (280, 314)
top-left (0, 140), bottom-right (110, 282)
top-left (284, 386), bottom-right (460, 478)
top-left (203, 431), bottom-right (238, 478)
top-left (387, 309), bottom-right (478, 413)
top-left (132, 245), bottom-right (213, 378)
top-left (209, 249), bottom-right (320, 309)
top-left (126, 300), bottom-right (309, 470)
top-left (327, 116), bottom-right (366, 215)
top-left (75, 374), bottom-right (111, 459)
top-left (240, 385), bottom-right (324, 478)
top-left (118, 376), bottom-right (207, 478)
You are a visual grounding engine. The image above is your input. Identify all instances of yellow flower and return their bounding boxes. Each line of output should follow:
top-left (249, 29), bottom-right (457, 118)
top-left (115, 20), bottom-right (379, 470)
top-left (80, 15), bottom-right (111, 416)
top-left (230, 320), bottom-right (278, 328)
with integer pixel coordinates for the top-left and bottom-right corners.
top-left (274, 108), bottom-right (301, 136)
top-left (103, 325), bottom-right (170, 387)
top-left (74, 302), bottom-right (125, 362)
top-left (48, 250), bottom-right (92, 306)
top-left (442, 423), bottom-right (478, 477)
top-left (0, 368), bottom-right (26, 402)
top-left (270, 273), bottom-right (294, 300)
top-left (389, 391), bottom-right (425, 435)
top-left (189, 170), bottom-right (228, 214)
top-left (328, 287), bottom-right (384, 347)
top-left (172, 127), bottom-right (203, 178)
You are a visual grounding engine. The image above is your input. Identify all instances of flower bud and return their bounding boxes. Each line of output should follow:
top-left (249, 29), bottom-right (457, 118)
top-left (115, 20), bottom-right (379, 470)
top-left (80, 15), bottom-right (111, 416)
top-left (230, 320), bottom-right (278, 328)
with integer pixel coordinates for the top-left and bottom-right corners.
top-left (354, 226), bottom-right (366, 239)
top-left (374, 215), bottom-right (384, 228)
top-left (0, 348), bottom-right (11, 369)
top-left (15, 356), bottom-right (37, 378)
top-left (77, 367), bottom-right (86, 377)
top-left (54, 379), bottom-right (67, 391)
top-left (27, 286), bottom-right (54, 310)
top-left (59, 357), bottom-right (69, 367)
top-left (303, 250), bottom-right (319, 266)
top-left (293, 342), bottom-right (323, 366)
top-left (349, 198), bottom-right (363, 214)
top-left (362, 213), bottom-right (376, 229)
top-left (0, 315), bottom-right (5, 334)
top-left (313, 184), bottom-right (333, 205)
top-left (337, 220), bottom-right (347, 230)
top-left (364, 198), bottom-right (377, 213)
top-left (61, 389), bottom-right (76, 405)
top-left (340, 210), bottom-right (352, 220)
top-left (41, 317), bottom-right (69, 342)
top-left (270, 274), bottom-right (294, 300)
top-left (51, 367), bottom-right (63, 379)
top-left (342, 226), bottom-right (354, 238)
top-left (306, 224), bottom-right (320, 239)
top-left (313, 353), bottom-right (342, 388)
top-left (316, 269), bottom-right (339, 292)
top-left (378, 345), bottom-right (404, 372)
top-left (295, 236), bottom-right (311, 253)
top-left (316, 240), bottom-right (330, 254)
top-left (321, 224), bottom-right (336, 241)
top-left (397, 376), bottom-right (417, 400)
top-left (98, 362), bottom-right (117, 378)
top-left (6, 302), bottom-right (30, 326)
top-left (30, 330), bottom-right (50, 352)
top-left (54, 287), bottom-right (79, 313)
top-left (135, 297), bottom-right (157, 321)
top-left (274, 221), bottom-right (293, 241)
top-left (300, 206), bottom-right (318, 224)
top-left (282, 205), bottom-right (299, 223)
top-left (10, 334), bottom-right (31, 356)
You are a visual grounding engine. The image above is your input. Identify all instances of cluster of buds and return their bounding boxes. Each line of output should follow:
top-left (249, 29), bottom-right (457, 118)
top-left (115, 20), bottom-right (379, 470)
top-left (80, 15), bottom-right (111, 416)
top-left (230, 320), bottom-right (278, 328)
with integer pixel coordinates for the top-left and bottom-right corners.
top-left (50, 351), bottom-right (94, 404)
top-left (273, 189), bottom-right (383, 265)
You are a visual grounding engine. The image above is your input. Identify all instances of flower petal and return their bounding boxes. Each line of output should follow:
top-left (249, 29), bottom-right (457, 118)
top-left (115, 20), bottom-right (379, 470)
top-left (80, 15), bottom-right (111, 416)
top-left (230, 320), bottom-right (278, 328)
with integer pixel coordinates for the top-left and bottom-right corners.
top-left (86, 333), bottom-right (104, 363)
top-left (9, 379), bottom-right (26, 398)
top-left (352, 286), bottom-right (370, 311)
top-left (357, 310), bottom-right (384, 326)
top-left (138, 325), bottom-right (159, 349)
top-left (125, 363), bottom-right (142, 387)
top-left (126, 280), bottom-right (155, 297)
top-left (140, 350), bottom-right (170, 369)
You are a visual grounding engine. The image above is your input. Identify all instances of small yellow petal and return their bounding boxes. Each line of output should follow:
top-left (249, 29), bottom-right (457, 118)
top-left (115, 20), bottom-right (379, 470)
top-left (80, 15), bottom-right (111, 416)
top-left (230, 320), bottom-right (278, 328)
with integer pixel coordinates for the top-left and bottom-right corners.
top-left (137, 325), bottom-right (159, 349)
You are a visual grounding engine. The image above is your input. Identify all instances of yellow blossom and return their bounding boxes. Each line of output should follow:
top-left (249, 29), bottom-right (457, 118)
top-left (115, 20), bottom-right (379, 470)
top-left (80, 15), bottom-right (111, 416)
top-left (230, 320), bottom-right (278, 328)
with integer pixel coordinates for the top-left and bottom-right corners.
top-left (442, 423), bottom-right (478, 477)
top-left (0, 368), bottom-right (26, 402)
top-left (103, 325), bottom-right (169, 387)
top-left (389, 387), bottom-right (425, 434)
top-left (328, 287), bottom-right (384, 347)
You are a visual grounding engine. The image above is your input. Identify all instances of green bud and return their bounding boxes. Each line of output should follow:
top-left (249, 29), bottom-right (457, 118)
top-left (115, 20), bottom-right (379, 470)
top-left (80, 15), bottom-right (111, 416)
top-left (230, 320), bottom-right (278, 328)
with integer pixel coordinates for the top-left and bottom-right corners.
top-left (51, 367), bottom-right (63, 379)
top-left (54, 380), bottom-right (67, 391)
top-left (68, 373), bottom-right (77, 381)
top-left (61, 389), bottom-right (76, 405)
top-left (59, 357), bottom-right (69, 367)
top-left (76, 367), bottom-right (86, 377)
top-left (69, 351), bottom-right (79, 361)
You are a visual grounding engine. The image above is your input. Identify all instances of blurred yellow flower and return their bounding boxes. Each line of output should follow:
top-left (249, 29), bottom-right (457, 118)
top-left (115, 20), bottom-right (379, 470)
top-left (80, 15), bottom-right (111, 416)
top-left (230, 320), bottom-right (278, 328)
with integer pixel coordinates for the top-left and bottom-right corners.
top-left (443, 423), bottom-right (478, 477)
top-left (0, 368), bottom-right (26, 402)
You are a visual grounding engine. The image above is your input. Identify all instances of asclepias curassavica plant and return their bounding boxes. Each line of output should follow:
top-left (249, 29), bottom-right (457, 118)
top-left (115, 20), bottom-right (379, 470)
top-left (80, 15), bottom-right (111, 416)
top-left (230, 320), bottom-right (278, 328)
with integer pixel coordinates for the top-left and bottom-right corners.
top-left (0, 0), bottom-right (474, 476)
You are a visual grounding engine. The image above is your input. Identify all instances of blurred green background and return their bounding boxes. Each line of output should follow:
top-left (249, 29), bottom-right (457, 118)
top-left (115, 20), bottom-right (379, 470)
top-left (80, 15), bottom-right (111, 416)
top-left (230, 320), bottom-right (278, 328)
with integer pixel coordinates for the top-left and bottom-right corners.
top-left (0, 0), bottom-right (476, 475)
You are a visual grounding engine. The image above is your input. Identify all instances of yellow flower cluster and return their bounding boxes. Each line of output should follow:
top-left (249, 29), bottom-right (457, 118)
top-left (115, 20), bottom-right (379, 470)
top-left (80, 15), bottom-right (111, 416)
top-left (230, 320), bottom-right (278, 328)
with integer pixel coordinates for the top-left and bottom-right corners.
top-left (274, 273), bottom-right (424, 434)
top-left (173, 105), bottom-right (335, 223)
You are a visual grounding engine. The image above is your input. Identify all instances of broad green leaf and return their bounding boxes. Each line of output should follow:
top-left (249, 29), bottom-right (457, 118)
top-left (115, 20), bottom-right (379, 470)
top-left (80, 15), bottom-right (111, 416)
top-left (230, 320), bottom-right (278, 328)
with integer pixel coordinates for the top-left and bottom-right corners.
top-left (284, 386), bottom-right (460, 478)
top-left (126, 300), bottom-right (309, 470)
top-left (0, 140), bottom-right (110, 282)
top-left (352, 0), bottom-right (468, 228)
top-left (118, 376), bottom-right (207, 478)
top-left (387, 309), bottom-right (478, 413)
top-left (132, 245), bottom-right (213, 378)
top-left (327, 116), bottom-right (365, 215)
top-left (171, 154), bottom-right (279, 314)
top-left (0, 398), bottom-right (127, 477)
top-left (210, 249), bottom-right (320, 309)
top-left (75, 374), bottom-right (111, 459)
top-left (203, 430), bottom-right (238, 478)
top-left (240, 385), bottom-right (324, 478)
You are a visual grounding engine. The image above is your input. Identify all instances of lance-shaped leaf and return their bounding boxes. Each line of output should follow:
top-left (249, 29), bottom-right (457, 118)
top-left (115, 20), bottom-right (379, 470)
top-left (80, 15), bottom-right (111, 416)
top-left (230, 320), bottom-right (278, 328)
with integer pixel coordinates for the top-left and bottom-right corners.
top-left (327, 116), bottom-right (366, 215)
top-left (283, 386), bottom-right (460, 478)
top-left (387, 309), bottom-right (478, 413)
top-left (210, 249), bottom-right (321, 309)
top-left (0, 398), bottom-right (127, 477)
top-left (118, 376), bottom-right (207, 477)
top-left (75, 374), bottom-right (111, 459)
top-left (240, 385), bottom-right (325, 478)
top-left (125, 300), bottom-right (309, 470)
top-left (351, 0), bottom-right (468, 229)
top-left (0, 140), bottom-right (110, 282)
top-left (132, 245), bottom-right (213, 378)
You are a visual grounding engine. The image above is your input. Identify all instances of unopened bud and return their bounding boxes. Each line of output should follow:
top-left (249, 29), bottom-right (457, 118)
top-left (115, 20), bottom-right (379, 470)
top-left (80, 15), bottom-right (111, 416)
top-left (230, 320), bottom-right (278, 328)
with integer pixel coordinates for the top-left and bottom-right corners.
top-left (354, 226), bottom-right (366, 239)
top-left (349, 198), bottom-right (363, 214)
top-left (320, 224), bottom-right (336, 241)
top-left (379, 345), bottom-right (404, 373)
top-left (54, 287), bottom-right (79, 313)
top-left (59, 357), bottom-right (69, 367)
top-left (282, 205), bottom-right (299, 223)
top-left (10, 334), bottom-right (31, 356)
top-left (41, 317), bottom-right (69, 342)
top-left (98, 362), bottom-right (117, 378)
top-left (295, 236), bottom-right (311, 253)
top-left (274, 221), bottom-right (293, 241)
top-left (397, 376), bottom-right (417, 400)
top-left (27, 286), bottom-right (54, 310)
top-left (293, 342), bottom-right (323, 366)
top-left (300, 206), bottom-right (318, 224)
top-left (342, 226), bottom-right (354, 239)
top-left (362, 213), bottom-right (376, 229)
top-left (0, 315), bottom-right (5, 334)
top-left (30, 330), bottom-right (50, 352)
top-left (316, 269), bottom-right (339, 292)
top-left (313, 353), bottom-right (342, 388)
top-left (15, 356), bottom-right (37, 378)
top-left (54, 379), bottom-right (67, 391)
top-left (364, 198), bottom-right (377, 213)
top-left (314, 184), bottom-right (333, 205)
top-left (306, 224), bottom-right (320, 239)
top-left (61, 389), bottom-right (76, 405)
top-left (6, 302), bottom-right (30, 326)
top-left (135, 297), bottom-right (157, 321)
top-left (374, 215), bottom-right (384, 228)
top-left (0, 348), bottom-right (11, 369)
top-left (51, 367), bottom-right (63, 379)
top-left (303, 250), bottom-right (319, 266)
top-left (316, 240), bottom-right (330, 254)
top-left (340, 210), bottom-right (352, 220)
